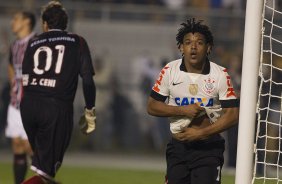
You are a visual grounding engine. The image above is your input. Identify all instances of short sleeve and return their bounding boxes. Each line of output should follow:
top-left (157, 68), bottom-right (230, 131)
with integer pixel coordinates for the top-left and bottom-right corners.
top-left (152, 65), bottom-right (170, 97)
top-left (79, 36), bottom-right (95, 77)
top-left (218, 68), bottom-right (237, 100)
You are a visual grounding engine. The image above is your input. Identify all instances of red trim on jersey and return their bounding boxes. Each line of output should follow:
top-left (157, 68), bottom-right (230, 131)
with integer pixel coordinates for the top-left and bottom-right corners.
top-left (227, 87), bottom-right (236, 98)
top-left (153, 66), bottom-right (169, 93)
top-left (223, 68), bottom-right (236, 98)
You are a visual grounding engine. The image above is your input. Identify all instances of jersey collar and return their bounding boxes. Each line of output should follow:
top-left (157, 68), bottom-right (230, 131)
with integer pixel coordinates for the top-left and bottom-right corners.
top-left (18, 32), bottom-right (36, 43)
top-left (48, 29), bottom-right (63, 32)
top-left (180, 58), bottom-right (210, 75)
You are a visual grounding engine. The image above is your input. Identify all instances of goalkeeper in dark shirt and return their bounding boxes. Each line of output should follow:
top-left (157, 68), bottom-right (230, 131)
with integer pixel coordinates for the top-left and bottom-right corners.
top-left (21, 1), bottom-right (96, 183)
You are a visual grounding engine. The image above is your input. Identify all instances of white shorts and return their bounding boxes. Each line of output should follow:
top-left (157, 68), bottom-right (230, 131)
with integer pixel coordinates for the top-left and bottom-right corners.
top-left (5, 104), bottom-right (28, 140)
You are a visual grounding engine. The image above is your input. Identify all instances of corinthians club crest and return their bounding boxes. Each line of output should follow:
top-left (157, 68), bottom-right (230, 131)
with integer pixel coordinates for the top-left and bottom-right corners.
top-left (189, 84), bottom-right (198, 96)
top-left (203, 78), bottom-right (216, 94)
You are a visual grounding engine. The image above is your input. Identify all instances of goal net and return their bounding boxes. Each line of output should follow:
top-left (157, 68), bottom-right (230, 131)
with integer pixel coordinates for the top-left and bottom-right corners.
top-left (252, 0), bottom-right (282, 183)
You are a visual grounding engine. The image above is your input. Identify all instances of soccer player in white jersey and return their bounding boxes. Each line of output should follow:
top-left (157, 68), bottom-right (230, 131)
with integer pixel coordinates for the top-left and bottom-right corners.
top-left (5, 11), bottom-right (36, 184)
top-left (147, 18), bottom-right (239, 184)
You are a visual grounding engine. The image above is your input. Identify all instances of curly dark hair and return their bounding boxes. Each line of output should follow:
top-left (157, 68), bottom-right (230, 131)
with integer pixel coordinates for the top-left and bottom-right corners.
top-left (42, 1), bottom-right (68, 30)
top-left (176, 18), bottom-right (214, 49)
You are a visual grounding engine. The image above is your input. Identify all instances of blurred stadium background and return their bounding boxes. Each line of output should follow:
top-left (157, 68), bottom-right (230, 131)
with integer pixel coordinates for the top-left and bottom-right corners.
top-left (0, 0), bottom-right (281, 183)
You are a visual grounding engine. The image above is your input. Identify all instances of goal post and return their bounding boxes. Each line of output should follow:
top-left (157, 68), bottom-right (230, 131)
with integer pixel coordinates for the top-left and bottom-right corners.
top-left (235, 0), bottom-right (264, 184)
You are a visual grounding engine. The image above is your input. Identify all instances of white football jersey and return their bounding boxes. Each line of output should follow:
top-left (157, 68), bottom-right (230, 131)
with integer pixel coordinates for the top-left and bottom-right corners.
top-left (151, 59), bottom-right (238, 133)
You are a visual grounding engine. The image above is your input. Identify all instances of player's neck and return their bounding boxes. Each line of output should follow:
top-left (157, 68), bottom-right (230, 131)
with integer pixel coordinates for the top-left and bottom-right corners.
top-left (184, 59), bottom-right (206, 74)
top-left (17, 28), bottom-right (31, 40)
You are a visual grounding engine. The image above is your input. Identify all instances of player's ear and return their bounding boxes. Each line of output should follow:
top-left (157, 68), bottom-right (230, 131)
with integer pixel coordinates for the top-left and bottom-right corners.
top-left (42, 21), bottom-right (48, 32)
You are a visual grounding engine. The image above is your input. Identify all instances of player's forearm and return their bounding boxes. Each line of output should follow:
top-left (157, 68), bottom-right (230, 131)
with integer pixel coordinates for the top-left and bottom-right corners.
top-left (82, 75), bottom-right (96, 109)
top-left (147, 97), bottom-right (186, 117)
top-left (201, 107), bottom-right (239, 137)
top-left (8, 64), bottom-right (14, 86)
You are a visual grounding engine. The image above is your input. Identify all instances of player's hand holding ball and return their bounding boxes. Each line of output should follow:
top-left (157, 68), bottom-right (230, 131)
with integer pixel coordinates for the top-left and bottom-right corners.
top-left (170, 104), bottom-right (205, 134)
top-left (181, 103), bottom-right (205, 118)
top-left (172, 127), bottom-right (203, 142)
top-left (79, 107), bottom-right (96, 134)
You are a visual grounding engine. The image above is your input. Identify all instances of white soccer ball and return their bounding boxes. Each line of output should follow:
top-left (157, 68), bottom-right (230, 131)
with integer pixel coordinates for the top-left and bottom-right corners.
top-left (169, 111), bottom-right (206, 134)
top-left (169, 116), bottom-right (192, 134)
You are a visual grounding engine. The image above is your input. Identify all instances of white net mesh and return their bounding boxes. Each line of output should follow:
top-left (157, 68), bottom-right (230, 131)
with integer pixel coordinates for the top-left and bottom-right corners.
top-left (252, 0), bottom-right (282, 183)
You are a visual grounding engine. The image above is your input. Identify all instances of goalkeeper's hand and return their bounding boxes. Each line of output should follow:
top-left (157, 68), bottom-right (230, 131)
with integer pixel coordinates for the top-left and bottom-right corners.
top-left (79, 107), bottom-right (96, 134)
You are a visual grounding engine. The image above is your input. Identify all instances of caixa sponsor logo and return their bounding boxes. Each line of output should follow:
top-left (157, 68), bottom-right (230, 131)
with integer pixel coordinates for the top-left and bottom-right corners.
top-left (175, 97), bottom-right (213, 107)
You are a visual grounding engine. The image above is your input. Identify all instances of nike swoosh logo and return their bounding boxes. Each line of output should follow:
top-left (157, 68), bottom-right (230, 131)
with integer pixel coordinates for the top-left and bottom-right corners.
top-left (172, 82), bottom-right (183, 86)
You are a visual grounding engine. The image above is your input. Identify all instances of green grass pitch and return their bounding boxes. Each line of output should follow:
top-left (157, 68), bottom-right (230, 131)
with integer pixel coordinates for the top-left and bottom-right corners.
top-left (0, 162), bottom-right (235, 184)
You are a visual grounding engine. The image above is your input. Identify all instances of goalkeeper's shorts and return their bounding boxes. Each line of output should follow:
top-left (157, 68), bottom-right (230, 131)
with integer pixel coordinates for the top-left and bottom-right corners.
top-left (20, 95), bottom-right (73, 179)
top-left (165, 134), bottom-right (225, 184)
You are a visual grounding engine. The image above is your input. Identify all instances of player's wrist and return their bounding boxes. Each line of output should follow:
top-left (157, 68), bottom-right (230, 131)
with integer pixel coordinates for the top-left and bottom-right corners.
top-left (84, 107), bottom-right (95, 117)
top-left (177, 106), bottom-right (188, 116)
top-left (85, 106), bottom-right (95, 111)
top-left (199, 126), bottom-right (212, 139)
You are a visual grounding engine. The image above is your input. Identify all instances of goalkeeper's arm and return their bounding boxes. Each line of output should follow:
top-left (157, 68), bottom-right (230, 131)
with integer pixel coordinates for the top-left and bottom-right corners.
top-left (80, 73), bottom-right (96, 134)
top-left (82, 73), bottom-right (96, 109)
